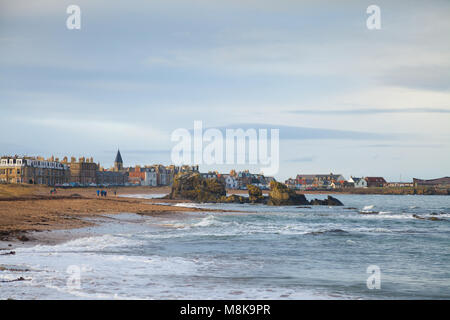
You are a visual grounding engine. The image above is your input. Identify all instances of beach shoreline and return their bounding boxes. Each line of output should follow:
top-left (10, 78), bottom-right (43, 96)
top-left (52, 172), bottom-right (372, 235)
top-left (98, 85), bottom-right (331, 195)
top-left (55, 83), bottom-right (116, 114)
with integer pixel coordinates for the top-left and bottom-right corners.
top-left (1, 183), bottom-right (446, 249)
top-left (0, 185), bottom-right (231, 249)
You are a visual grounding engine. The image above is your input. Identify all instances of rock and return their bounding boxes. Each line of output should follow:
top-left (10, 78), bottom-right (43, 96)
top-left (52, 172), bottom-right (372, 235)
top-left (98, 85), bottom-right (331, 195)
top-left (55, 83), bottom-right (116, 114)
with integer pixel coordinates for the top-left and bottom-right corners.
top-left (17, 235), bottom-right (29, 242)
top-left (413, 214), bottom-right (443, 221)
top-left (310, 196), bottom-right (344, 206)
top-left (267, 181), bottom-right (309, 206)
top-left (219, 194), bottom-right (248, 204)
top-left (247, 185), bottom-right (266, 203)
top-left (0, 251), bottom-right (15, 256)
top-left (167, 173), bottom-right (226, 203)
top-left (0, 277), bottom-right (29, 283)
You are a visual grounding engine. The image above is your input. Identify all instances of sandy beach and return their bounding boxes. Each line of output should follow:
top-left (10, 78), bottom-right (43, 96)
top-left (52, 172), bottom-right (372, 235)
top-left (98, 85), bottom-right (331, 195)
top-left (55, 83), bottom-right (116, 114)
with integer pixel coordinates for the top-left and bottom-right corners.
top-left (0, 184), bottom-right (227, 246)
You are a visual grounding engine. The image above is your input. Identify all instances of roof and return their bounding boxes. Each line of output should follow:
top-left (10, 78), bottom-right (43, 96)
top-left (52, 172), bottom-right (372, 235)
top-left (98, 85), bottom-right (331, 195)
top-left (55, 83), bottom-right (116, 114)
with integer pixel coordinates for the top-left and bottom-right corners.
top-left (115, 150), bottom-right (123, 163)
top-left (296, 174), bottom-right (344, 180)
top-left (413, 177), bottom-right (450, 185)
top-left (365, 177), bottom-right (386, 183)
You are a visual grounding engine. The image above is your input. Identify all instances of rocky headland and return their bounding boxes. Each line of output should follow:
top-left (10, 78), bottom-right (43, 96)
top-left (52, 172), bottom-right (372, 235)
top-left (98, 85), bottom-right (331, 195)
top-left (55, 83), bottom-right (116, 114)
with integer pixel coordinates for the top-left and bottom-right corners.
top-left (166, 173), bottom-right (343, 206)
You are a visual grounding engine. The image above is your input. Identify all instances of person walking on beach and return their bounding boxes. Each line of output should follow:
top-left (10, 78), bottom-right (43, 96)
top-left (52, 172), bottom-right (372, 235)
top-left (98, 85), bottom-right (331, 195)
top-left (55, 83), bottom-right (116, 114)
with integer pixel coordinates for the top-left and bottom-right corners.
top-left (97, 190), bottom-right (100, 197)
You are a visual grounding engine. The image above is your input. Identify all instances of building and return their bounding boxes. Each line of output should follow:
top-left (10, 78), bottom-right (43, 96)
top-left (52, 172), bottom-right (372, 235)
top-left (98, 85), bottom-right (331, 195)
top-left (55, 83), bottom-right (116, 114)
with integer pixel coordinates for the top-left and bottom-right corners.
top-left (413, 177), bottom-right (450, 188)
top-left (152, 165), bottom-right (171, 185)
top-left (144, 167), bottom-right (158, 186)
top-left (348, 177), bottom-right (367, 188)
top-left (0, 155), bottom-right (70, 186)
top-left (113, 150), bottom-right (124, 172)
top-left (285, 178), bottom-right (297, 189)
top-left (96, 170), bottom-right (127, 186)
top-left (222, 174), bottom-right (238, 189)
top-left (365, 177), bottom-right (387, 188)
top-left (128, 165), bottom-right (146, 185)
top-left (201, 172), bottom-right (218, 179)
top-left (62, 156), bottom-right (98, 186)
top-left (385, 182), bottom-right (413, 188)
top-left (295, 173), bottom-right (346, 189)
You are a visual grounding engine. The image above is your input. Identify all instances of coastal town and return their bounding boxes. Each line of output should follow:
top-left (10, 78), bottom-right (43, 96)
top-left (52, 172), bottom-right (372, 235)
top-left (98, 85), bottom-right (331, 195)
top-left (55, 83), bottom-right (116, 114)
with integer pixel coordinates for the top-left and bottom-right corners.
top-left (0, 150), bottom-right (449, 193)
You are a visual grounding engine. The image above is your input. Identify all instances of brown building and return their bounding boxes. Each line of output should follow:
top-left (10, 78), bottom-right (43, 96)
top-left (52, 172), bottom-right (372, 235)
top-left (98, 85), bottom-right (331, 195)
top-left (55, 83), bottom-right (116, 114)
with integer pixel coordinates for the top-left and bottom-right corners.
top-left (0, 155), bottom-right (70, 186)
top-left (365, 177), bottom-right (387, 188)
top-left (96, 170), bottom-right (127, 186)
top-left (62, 156), bottom-right (98, 185)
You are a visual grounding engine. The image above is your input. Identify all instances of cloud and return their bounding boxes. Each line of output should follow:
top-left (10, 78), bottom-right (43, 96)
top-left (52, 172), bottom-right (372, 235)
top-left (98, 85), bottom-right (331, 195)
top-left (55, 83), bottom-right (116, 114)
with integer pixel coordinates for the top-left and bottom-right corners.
top-left (202, 123), bottom-right (395, 140)
top-left (379, 65), bottom-right (450, 92)
top-left (361, 144), bottom-right (445, 149)
top-left (105, 149), bottom-right (171, 155)
top-left (287, 107), bottom-right (450, 115)
top-left (286, 156), bottom-right (315, 163)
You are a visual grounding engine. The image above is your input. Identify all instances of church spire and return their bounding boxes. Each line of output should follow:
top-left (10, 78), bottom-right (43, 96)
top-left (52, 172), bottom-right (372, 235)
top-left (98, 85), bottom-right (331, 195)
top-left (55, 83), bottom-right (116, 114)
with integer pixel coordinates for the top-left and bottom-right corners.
top-left (114, 149), bottom-right (123, 171)
top-left (115, 149), bottom-right (123, 164)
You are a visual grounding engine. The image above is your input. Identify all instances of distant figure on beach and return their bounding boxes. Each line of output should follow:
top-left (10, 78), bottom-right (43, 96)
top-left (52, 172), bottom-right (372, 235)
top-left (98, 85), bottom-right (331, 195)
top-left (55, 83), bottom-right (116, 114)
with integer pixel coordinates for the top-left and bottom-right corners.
top-left (114, 190), bottom-right (117, 196)
top-left (104, 190), bottom-right (107, 197)
top-left (96, 190), bottom-right (100, 197)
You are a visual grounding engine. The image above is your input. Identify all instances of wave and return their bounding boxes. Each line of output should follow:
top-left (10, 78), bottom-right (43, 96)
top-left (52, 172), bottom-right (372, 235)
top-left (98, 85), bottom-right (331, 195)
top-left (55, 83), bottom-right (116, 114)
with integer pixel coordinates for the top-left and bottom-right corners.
top-left (306, 229), bottom-right (348, 236)
top-left (15, 234), bottom-right (142, 254)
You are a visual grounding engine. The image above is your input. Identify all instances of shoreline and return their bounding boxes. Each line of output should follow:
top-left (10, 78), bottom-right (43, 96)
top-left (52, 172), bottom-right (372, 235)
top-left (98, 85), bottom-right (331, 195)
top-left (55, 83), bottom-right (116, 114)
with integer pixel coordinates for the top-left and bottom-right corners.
top-left (1, 184), bottom-right (447, 248)
top-left (0, 186), bottom-right (231, 249)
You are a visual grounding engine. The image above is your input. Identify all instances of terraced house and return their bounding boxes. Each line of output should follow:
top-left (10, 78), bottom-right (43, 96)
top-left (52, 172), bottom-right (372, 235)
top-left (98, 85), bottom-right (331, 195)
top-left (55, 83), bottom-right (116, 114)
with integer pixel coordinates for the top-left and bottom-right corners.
top-left (0, 156), bottom-right (70, 186)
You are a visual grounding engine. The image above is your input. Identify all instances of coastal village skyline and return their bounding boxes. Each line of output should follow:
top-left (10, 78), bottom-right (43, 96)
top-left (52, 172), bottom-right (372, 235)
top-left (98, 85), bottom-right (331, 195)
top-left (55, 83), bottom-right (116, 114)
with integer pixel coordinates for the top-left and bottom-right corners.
top-left (1, 149), bottom-right (449, 190)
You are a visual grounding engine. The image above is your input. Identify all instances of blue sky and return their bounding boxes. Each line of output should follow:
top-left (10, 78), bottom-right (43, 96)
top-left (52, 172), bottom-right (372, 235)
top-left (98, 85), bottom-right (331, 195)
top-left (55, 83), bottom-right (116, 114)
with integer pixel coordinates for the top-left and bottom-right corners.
top-left (1, 0), bottom-right (449, 181)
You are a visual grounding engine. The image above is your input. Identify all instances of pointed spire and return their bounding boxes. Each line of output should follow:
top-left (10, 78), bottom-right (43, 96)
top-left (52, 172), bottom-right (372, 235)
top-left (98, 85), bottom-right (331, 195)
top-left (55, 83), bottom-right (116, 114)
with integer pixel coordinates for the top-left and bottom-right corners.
top-left (115, 149), bottom-right (123, 164)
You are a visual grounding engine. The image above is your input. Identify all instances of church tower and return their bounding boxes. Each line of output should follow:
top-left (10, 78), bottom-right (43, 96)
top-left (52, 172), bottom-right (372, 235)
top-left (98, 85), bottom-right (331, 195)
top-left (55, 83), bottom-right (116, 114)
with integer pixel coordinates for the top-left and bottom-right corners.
top-left (114, 149), bottom-right (123, 172)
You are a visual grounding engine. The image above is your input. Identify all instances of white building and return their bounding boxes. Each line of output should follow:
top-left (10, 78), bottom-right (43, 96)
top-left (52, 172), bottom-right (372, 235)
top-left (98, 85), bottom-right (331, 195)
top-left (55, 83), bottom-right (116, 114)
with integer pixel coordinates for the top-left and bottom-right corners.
top-left (144, 168), bottom-right (157, 186)
top-left (223, 175), bottom-right (238, 189)
top-left (348, 176), bottom-right (367, 188)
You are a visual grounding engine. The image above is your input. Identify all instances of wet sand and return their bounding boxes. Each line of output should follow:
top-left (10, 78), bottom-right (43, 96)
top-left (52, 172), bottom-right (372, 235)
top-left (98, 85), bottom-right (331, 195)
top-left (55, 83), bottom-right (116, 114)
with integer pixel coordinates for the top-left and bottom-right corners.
top-left (0, 185), bottom-right (227, 247)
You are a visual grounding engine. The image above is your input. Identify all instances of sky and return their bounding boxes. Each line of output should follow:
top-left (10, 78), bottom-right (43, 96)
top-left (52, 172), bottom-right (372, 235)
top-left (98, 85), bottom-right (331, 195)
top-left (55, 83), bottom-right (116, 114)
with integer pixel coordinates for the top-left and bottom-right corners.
top-left (1, 0), bottom-right (449, 181)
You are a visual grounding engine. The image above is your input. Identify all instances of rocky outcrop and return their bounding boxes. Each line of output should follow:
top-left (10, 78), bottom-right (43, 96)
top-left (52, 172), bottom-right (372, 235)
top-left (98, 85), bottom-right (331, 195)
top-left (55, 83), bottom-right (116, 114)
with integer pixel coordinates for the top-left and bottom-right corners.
top-left (412, 214), bottom-right (443, 221)
top-left (309, 196), bottom-right (344, 206)
top-left (247, 184), bottom-right (266, 203)
top-left (168, 174), bottom-right (344, 207)
top-left (168, 173), bottom-right (226, 202)
top-left (219, 194), bottom-right (248, 204)
top-left (267, 181), bottom-right (309, 206)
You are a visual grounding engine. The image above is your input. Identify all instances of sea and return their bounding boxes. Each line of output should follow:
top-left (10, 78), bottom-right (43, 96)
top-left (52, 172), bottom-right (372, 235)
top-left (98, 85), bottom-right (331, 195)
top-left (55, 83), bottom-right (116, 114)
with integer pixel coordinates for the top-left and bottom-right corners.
top-left (1, 194), bottom-right (449, 300)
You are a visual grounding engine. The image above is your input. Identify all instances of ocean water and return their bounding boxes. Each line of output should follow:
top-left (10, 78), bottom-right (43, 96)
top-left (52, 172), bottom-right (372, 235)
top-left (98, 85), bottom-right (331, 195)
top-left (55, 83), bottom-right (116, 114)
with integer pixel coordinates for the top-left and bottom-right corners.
top-left (1, 194), bottom-right (449, 300)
